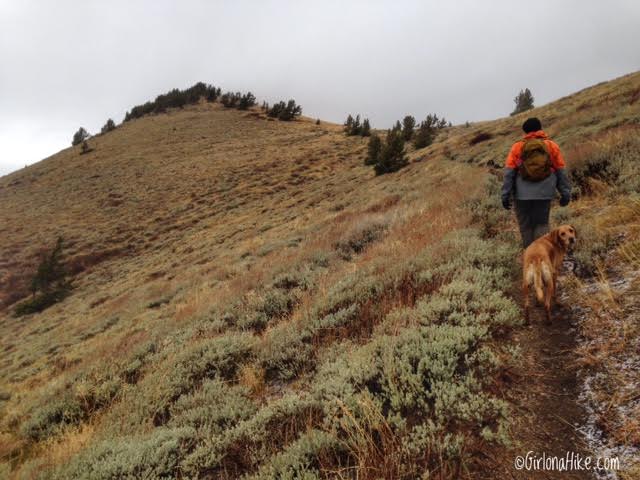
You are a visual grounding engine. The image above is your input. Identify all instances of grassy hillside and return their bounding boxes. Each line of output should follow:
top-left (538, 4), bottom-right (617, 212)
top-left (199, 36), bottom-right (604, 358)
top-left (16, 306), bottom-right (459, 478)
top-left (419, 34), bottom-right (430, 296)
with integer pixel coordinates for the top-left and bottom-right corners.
top-left (1, 72), bottom-right (639, 479)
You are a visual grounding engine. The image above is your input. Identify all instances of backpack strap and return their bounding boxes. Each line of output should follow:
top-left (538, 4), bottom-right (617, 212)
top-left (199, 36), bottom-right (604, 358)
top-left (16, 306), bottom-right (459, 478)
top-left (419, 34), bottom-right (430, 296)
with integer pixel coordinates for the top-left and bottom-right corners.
top-left (543, 139), bottom-right (557, 173)
top-left (515, 139), bottom-right (526, 168)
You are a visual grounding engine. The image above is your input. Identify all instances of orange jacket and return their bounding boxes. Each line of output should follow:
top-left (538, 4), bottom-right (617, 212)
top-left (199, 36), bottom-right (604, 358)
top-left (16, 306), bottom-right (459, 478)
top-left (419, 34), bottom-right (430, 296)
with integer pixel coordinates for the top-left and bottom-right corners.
top-left (505, 130), bottom-right (565, 170)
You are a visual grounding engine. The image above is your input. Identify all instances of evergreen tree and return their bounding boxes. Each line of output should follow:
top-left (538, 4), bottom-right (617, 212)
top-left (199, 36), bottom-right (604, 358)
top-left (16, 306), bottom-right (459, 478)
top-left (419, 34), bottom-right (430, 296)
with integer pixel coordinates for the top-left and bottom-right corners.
top-left (374, 129), bottom-right (408, 175)
top-left (72, 127), bottom-right (89, 146)
top-left (268, 99), bottom-right (302, 120)
top-left (206, 85), bottom-right (220, 102)
top-left (100, 118), bottom-right (116, 134)
top-left (238, 92), bottom-right (256, 110)
top-left (15, 236), bottom-right (71, 316)
top-left (361, 118), bottom-right (371, 137)
top-left (511, 88), bottom-right (535, 115)
top-left (413, 114), bottom-right (448, 149)
top-left (402, 115), bottom-right (416, 141)
top-left (351, 115), bottom-right (362, 135)
top-left (31, 237), bottom-right (68, 296)
top-left (365, 134), bottom-right (382, 165)
top-left (344, 115), bottom-right (354, 134)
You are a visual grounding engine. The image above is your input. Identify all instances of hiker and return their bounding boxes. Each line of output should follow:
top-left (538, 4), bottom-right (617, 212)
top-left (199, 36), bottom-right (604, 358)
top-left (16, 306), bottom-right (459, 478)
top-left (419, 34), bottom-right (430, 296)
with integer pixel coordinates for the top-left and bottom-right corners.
top-left (501, 117), bottom-right (571, 248)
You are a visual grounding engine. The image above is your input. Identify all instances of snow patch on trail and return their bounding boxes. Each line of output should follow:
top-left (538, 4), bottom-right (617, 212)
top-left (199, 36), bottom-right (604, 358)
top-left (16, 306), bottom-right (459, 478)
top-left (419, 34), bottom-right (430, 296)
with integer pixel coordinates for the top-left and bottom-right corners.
top-left (560, 263), bottom-right (640, 479)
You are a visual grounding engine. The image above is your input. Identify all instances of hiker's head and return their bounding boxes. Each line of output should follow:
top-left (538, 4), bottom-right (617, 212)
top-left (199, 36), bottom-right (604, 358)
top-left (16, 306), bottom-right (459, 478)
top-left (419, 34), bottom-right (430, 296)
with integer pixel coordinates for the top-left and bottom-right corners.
top-left (522, 117), bottom-right (542, 133)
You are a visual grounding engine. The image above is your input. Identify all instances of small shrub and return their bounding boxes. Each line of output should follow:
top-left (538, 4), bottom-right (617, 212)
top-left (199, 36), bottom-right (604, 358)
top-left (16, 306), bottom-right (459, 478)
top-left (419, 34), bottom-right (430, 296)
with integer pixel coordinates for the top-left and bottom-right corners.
top-left (468, 176), bottom-right (511, 239)
top-left (334, 221), bottom-right (386, 260)
top-left (21, 395), bottom-right (84, 441)
top-left (119, 333), bottom-right (256, 429)
top-left (247, 429), bottom-right (342, 480)
top-left (259, 323), bottom-right (313, 381)
top-left (79, 140), bottom-right (93, 155)
top-left (55, 427), bottom-right (196, 479)
top-left (183, 394), bottom-right (322, 476)
top-left (469, 132), bottom-right (492, 145)
top-left (168, 379), bottom-right (256, 434)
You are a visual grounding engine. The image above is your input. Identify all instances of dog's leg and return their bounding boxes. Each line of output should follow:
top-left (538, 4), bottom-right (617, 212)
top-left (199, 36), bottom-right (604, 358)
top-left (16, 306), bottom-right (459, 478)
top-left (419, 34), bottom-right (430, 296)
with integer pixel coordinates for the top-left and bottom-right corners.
top-left (544, 277), bottom-right (554, 324)
top-left (523, 276), bottom-right (530, 325)
top-left (541, 262), bottom-right (554, 324)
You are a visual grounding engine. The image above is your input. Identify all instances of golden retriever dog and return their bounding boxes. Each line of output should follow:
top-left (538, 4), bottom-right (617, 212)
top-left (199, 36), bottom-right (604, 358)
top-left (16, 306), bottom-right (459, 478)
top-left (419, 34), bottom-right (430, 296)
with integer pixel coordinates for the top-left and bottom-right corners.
top-left (523, 225), bottom-right (577, 324)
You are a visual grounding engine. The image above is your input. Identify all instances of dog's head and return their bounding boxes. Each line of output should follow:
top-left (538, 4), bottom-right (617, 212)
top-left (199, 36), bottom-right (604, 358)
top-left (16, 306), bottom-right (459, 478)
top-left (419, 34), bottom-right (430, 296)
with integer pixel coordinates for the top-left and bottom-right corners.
top-left (550, 224), bottom-right (577, 250)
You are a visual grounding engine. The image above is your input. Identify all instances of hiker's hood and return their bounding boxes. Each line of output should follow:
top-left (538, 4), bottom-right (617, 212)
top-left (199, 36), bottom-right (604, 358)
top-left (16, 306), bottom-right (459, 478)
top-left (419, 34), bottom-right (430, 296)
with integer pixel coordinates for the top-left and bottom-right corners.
top-left (523, 130), bottom-right (547, 139)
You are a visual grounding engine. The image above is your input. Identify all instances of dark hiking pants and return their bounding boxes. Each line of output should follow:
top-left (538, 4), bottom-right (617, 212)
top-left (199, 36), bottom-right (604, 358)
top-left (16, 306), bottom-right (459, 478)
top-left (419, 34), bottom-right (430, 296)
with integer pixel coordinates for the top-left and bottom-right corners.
top-left (515, 199), bottom-right (551, 249)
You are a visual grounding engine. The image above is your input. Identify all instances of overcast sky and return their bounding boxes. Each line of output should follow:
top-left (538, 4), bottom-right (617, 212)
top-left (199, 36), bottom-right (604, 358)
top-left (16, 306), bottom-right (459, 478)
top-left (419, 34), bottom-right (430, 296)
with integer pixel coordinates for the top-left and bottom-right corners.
top-left (1, 0), bottom-right (639, 176)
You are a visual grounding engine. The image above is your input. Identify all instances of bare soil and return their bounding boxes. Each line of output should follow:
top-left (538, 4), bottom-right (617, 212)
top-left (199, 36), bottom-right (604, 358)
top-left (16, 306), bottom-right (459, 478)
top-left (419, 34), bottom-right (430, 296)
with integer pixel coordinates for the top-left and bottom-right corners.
top-left (487, 270), bottom-right (596, 479)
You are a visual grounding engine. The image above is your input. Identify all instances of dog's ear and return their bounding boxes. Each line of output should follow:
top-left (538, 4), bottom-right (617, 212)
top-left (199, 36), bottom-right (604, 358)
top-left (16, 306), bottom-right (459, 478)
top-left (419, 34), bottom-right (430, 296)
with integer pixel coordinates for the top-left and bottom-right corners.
top-left (570, 225), bottom-right (577, 238)
top-left (549, 228), bottom-right (561, 246)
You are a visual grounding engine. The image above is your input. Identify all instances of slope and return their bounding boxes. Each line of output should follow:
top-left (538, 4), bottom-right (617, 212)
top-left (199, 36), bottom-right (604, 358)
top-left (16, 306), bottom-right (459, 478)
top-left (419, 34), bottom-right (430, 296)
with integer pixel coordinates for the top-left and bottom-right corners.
top-left (1, 71), bottom-right (639, 479)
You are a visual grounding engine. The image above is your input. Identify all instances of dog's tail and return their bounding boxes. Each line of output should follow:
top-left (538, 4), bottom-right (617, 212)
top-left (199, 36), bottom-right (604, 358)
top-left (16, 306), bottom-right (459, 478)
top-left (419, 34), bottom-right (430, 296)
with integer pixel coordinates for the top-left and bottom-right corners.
top-left (527, 261), bottom-right (545, 303)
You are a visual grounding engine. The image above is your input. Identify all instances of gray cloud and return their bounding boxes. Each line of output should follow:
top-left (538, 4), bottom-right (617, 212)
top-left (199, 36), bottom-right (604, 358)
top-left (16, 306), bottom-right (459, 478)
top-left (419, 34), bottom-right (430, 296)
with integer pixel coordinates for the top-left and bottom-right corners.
top-left (1, 0), bottom-right (639, 175)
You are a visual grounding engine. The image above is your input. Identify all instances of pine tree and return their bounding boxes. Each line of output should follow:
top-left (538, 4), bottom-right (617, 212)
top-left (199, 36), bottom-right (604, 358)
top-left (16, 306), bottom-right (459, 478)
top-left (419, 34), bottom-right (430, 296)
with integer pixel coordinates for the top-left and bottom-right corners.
top-left (351, 115), bottom-right (362, 135)
top-left (72, 127), bottom-right (89, 146)
top-left (413, 114), bottom-right (448, 149)
top-left (374, 129), bottom-right (408, 175)
top-left (344, 115), bottom-right (354, 134)
top-left (31, 237), bottom-right (68, 296)
top-left (268, 99), bottom-right (302, 120)
top-left (402, 115), bottom-right (416, 141)
top-left (15, 236), bottom-right (71, 316)
top-left (365, 134), bottom-right (382, 165)
top-left (361, 118), bottom-right (371, 137)
top-left (511, 88), bottom-right (535, 115)
top-left (238, 92), bottom-right (256, 110)
top-left (101, 118), bottom-right (116, 134)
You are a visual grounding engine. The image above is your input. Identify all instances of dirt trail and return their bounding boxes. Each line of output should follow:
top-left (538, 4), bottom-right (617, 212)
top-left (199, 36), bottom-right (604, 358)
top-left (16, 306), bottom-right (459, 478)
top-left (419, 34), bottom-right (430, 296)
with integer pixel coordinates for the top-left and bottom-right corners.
top-left (486, 267), bottom-right (597, 479)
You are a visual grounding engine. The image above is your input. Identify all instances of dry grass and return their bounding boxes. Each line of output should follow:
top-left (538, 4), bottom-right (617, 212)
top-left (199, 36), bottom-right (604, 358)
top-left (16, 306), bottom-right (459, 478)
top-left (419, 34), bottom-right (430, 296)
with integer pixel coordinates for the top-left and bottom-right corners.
top-left (1, 71), bottom-right (639, 478)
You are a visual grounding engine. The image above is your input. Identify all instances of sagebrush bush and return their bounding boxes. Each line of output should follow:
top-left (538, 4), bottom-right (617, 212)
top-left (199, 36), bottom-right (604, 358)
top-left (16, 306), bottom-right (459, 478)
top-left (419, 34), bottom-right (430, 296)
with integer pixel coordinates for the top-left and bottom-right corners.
top-left (168, 379), bottom-right (256, 434)
top-left (334, 220), bottom-right (387, 260)
top-left (568, 133), bottom-right (640, 197)
top-left (54, 427), bottom-right (196, 479)
top-left (246, 429), bottom-right (342, 480)
top-left (182, 394), bottom-right (322, 477)
top-left (21, 395), bottom-right (84, 441)
top-left (112, 332), bottom-right (256, 430)
top-left (468, 176), bottom-right (511, 239)
top-left (259, 322), bottom-right (313, 381)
